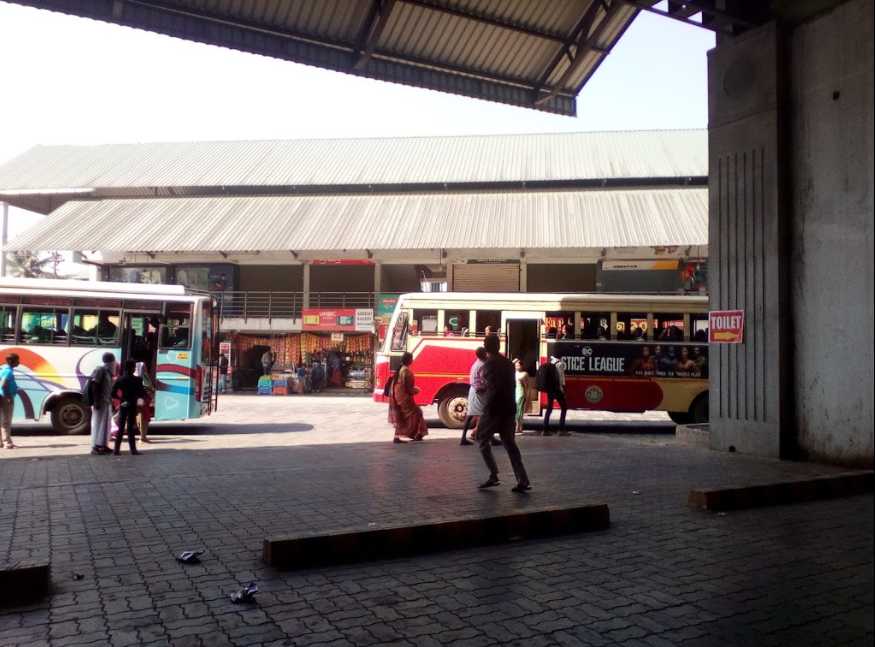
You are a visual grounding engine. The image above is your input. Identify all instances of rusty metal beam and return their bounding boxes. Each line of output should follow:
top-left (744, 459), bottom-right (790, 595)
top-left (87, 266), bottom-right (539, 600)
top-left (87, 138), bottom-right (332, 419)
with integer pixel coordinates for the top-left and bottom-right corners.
top-left (534, 0), bottom-right (623, 107)
top-left (354, 0), bottom-right (397, 71)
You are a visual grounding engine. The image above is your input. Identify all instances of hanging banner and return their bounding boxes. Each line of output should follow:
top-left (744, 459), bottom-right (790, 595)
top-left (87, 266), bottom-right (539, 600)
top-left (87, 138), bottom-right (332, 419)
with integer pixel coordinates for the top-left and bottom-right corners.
top-left (708, 309), bottom-right (745, 344)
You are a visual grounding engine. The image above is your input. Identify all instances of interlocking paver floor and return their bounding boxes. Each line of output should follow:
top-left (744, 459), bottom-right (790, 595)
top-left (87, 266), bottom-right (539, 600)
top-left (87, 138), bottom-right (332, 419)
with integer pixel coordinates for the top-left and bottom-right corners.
top-left (1, 396), bottom-right (872, 647)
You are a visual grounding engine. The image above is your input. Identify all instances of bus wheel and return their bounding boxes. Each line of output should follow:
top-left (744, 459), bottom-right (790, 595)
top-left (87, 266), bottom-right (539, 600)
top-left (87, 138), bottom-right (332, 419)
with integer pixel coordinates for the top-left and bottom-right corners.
top-left (50, 396), bottom-right (91, 435)
top-left (668, 411), bottom-right (692, 425)
top-left (438, 389), bottom-right (469, 429)
top-left (689, 393), bottom-right (709, 424)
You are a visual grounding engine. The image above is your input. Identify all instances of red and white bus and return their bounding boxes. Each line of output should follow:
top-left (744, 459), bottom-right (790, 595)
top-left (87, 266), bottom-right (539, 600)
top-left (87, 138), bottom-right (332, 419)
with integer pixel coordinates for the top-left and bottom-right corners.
top-left (374, 292), bottom-right (709, 428)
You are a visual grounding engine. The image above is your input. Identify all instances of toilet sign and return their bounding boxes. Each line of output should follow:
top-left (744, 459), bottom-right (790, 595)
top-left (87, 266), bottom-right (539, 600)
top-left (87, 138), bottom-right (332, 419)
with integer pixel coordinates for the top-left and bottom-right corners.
top-left (709, 309), bottom-right (745, 344)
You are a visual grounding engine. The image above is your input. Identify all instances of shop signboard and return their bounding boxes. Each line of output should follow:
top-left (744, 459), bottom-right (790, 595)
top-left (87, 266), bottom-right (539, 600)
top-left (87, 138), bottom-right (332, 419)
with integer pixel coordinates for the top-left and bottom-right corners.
top-left (708, 309), bottom-right (744, 344)
top-left (376, 294), bottom-right (400, 317)
top-left (546, 341), bottom-right (708, 379)
top-left (302, 308), bottom-right (375, 333)
top-left (331, 333), bottom-right (345, 343)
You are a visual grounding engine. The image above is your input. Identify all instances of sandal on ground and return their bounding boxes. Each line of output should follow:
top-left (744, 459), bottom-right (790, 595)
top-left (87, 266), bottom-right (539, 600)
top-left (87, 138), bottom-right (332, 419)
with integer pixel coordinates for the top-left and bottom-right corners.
top-left (478, 477), bottom-right (500, 489)
top-left (460, 439), bottom-right (473, 446)
top-left (511, 483), bottom-right (532, 493)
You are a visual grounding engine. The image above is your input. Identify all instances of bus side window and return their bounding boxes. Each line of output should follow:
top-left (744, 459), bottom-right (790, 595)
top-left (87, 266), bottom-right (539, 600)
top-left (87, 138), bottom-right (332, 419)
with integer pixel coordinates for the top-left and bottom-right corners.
top-left (691, 315), bottom-right (709, 342)
top-left (71, 309), bottom-right (120, 346)
top-left (444, 310), bottom-right (469, 336)
top-left (161, 305), bottom-right (192, 350)
top-left (413, 309), bottom-right (437, 335)
top-left (476, 310), bottom-right (501, 336)
top-left (580, 313), bottom-right (609, 340)
top-left (19, 307), bottom-right (69, 346)
top-left (0, 305), bottom-right (16, 344)
top-left (653, 313), bottom-right (684, 342)
top-left (391, 311), bottom-right (409, 351)
top-left (616, 313), bottom-right (648, 341)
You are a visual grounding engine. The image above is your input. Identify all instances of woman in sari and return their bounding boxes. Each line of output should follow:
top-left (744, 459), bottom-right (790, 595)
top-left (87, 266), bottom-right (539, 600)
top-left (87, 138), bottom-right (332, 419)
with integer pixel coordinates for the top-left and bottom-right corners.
top-left (389, 352), bottom-right (428, 443)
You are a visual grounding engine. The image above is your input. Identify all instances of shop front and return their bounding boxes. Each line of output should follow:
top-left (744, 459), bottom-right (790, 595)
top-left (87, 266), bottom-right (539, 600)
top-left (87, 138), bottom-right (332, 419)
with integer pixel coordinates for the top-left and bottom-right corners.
top-left (301, 308), bottom-right (375, 392)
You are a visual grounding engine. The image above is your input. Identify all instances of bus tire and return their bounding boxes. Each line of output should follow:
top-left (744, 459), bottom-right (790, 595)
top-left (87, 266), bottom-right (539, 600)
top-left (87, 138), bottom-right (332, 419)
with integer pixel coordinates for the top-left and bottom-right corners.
top-left (689, 393), bottom-right (709, 424)
top-left (668, 411), bottom-right (692, 425)
top-left (50, 396), bottom-right (91, 435)
top-left (438, 387), bottom-right (469, 429)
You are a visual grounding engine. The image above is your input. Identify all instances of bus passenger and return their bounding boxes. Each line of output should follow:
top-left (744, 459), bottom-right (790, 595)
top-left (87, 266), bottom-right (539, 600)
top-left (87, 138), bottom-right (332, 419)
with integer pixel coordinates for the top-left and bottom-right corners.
top-left (111, 360), bottom-right (145, 456)
top-left (460, 347), bottom-right (487, 446)
top-left (0, 353), bottom-right (20, 450)
top-left (476, 334), bottom-right (530, 492)
top-left (89, 352), bottom-right (116, 455)
top-left (389, 352), bottom-right (428, 443)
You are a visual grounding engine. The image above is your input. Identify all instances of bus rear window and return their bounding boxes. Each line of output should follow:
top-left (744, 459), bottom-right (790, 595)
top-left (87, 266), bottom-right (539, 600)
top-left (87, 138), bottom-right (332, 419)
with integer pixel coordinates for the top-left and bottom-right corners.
top-left (161, 304), bottom-right (192, 349)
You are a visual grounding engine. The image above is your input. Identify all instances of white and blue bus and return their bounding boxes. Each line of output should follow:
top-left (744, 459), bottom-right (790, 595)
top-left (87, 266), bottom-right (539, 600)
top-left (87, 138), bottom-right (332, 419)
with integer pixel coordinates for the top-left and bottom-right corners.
top-left (0, 278), bottom-right (218, 433)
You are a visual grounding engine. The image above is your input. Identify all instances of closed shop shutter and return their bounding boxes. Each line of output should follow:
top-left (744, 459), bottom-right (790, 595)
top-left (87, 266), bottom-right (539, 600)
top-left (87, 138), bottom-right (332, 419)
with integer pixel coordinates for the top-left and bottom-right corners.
top-left (452, 263), bottom-right (519, 292)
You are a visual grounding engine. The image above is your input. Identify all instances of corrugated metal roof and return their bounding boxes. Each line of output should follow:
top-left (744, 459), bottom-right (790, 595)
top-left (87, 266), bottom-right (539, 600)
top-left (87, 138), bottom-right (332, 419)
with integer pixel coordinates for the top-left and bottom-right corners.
top-left (0, 129), bottom-right (707, 195)
top-left (6, 0), bottom-right (640, 115)
top-left (6, 187), bottom-right (707, 252)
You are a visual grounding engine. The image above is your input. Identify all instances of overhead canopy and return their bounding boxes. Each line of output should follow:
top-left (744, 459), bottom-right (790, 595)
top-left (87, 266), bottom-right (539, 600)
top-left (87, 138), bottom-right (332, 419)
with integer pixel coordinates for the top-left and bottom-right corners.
top-left (6, 188), bottom-right (708, 253)
top-left (7, 0), bottom-right (643, 116)
top-left (0, 129), bottom-right (707, 213)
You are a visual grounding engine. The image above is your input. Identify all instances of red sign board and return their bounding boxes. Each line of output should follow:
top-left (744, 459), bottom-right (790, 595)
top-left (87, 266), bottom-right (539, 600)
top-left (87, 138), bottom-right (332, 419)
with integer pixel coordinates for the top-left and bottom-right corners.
top-left (709, 309), bottom-right (744, 344)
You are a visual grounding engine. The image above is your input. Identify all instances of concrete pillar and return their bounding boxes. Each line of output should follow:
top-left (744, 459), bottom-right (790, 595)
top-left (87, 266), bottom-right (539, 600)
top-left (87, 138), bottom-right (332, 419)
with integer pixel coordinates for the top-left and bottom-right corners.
top-left (373, 262), bottom-right (382, 294)
top-left (519, 259), bottom-right (527, 292)
top-left (302, 263), bottom-right (310, 309)
top-left (1, 201), bottom-right (8, 277)
top-left (707, 22), bottom-right (792, 459)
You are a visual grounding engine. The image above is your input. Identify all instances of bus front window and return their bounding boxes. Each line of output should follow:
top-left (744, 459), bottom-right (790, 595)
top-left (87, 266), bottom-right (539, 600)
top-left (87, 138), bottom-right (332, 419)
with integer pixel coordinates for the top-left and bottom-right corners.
top-left (391, 311), bottom-right (409, 352)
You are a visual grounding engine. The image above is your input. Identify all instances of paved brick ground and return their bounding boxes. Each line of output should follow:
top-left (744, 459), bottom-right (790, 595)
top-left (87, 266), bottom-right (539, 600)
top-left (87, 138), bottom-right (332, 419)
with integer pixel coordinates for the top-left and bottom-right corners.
top-left (1, 396), bottom-right (872, 646)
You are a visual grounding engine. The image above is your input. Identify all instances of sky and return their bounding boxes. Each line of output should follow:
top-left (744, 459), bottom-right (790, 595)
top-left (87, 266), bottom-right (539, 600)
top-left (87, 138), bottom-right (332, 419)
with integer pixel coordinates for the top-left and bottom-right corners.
top-left (0, 1), bottom-right (714, 240)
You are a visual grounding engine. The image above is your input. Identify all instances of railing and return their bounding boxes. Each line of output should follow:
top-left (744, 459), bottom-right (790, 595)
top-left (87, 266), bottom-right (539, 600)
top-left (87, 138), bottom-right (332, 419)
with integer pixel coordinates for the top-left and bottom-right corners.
top-left (215, 291), bottom-right (375, 321)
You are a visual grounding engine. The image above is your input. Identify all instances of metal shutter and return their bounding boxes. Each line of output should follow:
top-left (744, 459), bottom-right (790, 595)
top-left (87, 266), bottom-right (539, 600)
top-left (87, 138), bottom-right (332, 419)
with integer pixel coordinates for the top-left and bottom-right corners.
top-left (452, 263), bottom-right (519, 292)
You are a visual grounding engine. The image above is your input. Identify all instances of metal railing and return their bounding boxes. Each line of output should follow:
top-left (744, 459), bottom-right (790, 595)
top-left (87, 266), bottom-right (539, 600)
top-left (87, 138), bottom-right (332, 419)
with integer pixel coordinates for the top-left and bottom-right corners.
top-left (215, 291), bottom-right (375, 321)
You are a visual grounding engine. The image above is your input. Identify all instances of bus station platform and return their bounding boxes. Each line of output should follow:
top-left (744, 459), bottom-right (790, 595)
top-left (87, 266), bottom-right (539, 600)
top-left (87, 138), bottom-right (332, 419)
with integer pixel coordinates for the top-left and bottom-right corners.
top-left (0, 395), bottom-right (871, 647)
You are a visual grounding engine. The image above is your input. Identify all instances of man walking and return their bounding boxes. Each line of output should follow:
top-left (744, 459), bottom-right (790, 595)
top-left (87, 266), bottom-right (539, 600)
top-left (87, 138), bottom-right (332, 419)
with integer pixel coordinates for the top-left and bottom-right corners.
top-left (0, 353), bottom-right (20, 450)
top-left (89, 352), bottom-right (116, 455)
top-left (112, 360), bottom-right (145, 455)
top-left (476, 334), bottom-right (531, 493)
top-left (218, 352), bottom-right (230, 393)
top-left (460, 347), bottom-right (487, 446)
top-left (539, 355), bottom-right (569, 436)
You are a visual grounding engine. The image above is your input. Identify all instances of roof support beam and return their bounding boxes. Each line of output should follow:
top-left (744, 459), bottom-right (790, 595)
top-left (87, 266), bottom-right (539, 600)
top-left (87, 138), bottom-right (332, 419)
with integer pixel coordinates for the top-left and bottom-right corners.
top-left (354, 0), bottom-right (396, 71)
top-left (618, 0), bottom-right (755, 34)
top-left (534, 0), bottom-right (621, 107)
top-left (399, 0), bottom-right (569, 44)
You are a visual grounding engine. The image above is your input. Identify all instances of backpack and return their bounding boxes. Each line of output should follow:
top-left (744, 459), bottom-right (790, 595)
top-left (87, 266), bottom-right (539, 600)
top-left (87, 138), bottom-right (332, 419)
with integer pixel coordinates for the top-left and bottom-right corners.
top-left (535, 362), bottom-right (559, 393)
top-left (81, 367), bottom-right (105, 407)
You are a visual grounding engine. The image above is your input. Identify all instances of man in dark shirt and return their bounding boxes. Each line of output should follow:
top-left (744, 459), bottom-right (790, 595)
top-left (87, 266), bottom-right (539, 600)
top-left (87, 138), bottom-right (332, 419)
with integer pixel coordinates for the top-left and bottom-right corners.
top-left (476, 334), bottom-right (531, 492)
top-left (111, 360), bottom-right (145, 456)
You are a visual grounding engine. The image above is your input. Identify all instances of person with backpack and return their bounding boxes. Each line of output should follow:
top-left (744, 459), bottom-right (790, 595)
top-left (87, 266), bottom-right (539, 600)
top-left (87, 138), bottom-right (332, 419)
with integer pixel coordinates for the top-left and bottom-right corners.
top-left (0, 353), bottom-right (20, 450)
top-left (87, 352), bottom-right (116, 455)
top-left (537, 355), bottom-right (569, 436)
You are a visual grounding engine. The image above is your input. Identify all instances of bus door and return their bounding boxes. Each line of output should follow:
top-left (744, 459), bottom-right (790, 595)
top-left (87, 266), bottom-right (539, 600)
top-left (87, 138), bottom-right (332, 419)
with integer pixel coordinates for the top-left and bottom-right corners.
top-left (503, 311), bottom-right (542, 414)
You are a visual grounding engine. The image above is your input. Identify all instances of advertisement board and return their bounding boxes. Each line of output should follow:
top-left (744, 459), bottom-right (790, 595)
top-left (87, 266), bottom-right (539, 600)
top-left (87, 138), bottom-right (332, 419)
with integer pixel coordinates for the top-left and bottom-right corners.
top-left (708, 309), bottom-right (744, 344)
top-left (218, 341), bottom-right (232, 376)
top-left (302, 308), bottom-right (374, 333)
top-left (546, 341), bottom-right (708, 379)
